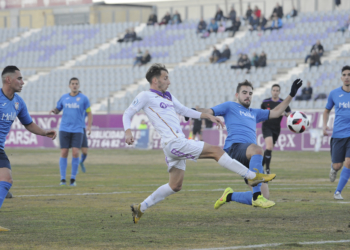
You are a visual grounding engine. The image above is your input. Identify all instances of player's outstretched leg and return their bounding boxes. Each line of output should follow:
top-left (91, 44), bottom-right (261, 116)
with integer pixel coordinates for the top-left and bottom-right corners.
top-left (334, 166), bottom-right (350, 200)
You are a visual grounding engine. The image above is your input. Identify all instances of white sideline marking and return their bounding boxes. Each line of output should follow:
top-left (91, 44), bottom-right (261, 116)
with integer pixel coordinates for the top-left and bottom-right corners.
top-left (189, 240), bottom-right (350, 250)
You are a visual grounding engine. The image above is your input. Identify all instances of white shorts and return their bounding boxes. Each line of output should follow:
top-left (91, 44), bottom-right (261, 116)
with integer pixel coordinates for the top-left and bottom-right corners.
top-left (163, 138), bottom-right (205, 172)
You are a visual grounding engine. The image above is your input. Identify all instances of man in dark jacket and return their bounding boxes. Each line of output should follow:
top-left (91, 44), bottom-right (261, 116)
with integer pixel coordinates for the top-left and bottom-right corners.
top-left (309, 50), bottom-right (321, 68)
top-left (215, 8), bottom-right (224, 21)
top-left (140, 50), bottom-right (151, 66)
top-left (216, 45), bottom-right (231, 63)
top-left (197, 18), bottom-right (207, 33)
top-left (209, 46), bottom-right (221, 63)
top-left (229, 7), bottom-right (236, 22)
top-left (257, 51), bottom-right (267, 67)
top-left (147, 14), bottom-right (157, 25)
top-left (159, 12), bottom-right (171, 25)
top-left (231, 54), bottom-right (251, 72)
top-left (271, 3), bottom-right (283, 18)
top-left (225, 17), bottom-right (241, 36)
top-left (305, 40), bottom-right (324, 63)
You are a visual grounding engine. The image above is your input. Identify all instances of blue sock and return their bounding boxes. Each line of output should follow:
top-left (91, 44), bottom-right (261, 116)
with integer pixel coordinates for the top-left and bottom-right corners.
top-left (80, 154), bottom-right (87, 163)
top-left (231, 191), bottom-right (252, 205)
top-left (0, 181), bottom-right (12, 209)
top-left (250, 154), bottom-right (264, 194)
top-left (335, 167), bottom-right (350, 193)
top-left (71, 157), bottom-right (79, 180)
top-left (59, 157), bottom-right (67, 180)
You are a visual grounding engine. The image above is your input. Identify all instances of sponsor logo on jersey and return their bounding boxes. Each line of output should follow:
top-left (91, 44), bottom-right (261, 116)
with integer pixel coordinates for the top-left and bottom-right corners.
top-left (2, 103), bottom-right (6, 106)
top-left (239, 110), bottom-right (255, 119)
top-left (76, 97), bottom-right (80, 101)
top-left (15, 102), bottom-right (19, 110)
top-left (339, 94), bottom-right (344, 97)
top-left (160, 102), bottom-right (174, 109)
top-left (65, 103), bottom-right (80, 109)
top-left (339, 102), bottom-right (350, 108)
top-left (1, 112), bottom-right (16, 121)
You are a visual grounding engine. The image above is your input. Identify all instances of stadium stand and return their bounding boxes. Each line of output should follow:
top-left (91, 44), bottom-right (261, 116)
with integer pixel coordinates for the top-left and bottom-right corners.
top-left (0, 27), bottom-right (29, 44)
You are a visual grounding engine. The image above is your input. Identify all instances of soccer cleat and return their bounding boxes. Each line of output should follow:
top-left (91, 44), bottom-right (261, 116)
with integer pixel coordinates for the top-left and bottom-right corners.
top-left (0, 226), bottom-right (10, 232)
top-left (214, 187), bottom-right (233, 209)
top-left (79, 161), bottom-right (86, 173)
top-left (6, 191), bottom-right (12, 198)
top-left (70, 179), bottom-right (77, 187)
top-left (130, 203), bottom-right (144, 224)
top-left (334, 191), bottom-right (344, 200)
top-left (247, 168), bottom-right (276, 186)
top-left (252, 195), bottom-right (275, 208)
top-left (329, 168), bottom-right (338, 182)
top-left (60, 179), bottom-right (66, 186)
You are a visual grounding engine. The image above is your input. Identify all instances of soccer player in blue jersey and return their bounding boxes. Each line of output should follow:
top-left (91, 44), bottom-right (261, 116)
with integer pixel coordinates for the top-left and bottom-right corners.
top-left (79, 110), bottom-right (92, 173)
top-left (324, 66), bottom-right (350, 200)
top-left (0, 66), bottom-right (57, 231)
top-left (50, 78), bottom-right (92, 187)
top-left (198, 79), bottom-right (302, 208)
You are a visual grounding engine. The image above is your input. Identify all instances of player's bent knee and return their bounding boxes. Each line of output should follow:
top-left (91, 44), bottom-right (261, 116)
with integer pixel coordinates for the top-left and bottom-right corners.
top-left (333, 163), bottom-right (343, 170)
top-left (254, 146), bottom-right (264, 156)
top-left (170, 184), bottom-right (182, 192)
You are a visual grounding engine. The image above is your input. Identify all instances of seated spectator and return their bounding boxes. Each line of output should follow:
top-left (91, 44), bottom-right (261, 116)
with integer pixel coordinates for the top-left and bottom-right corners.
top-left (171, 11), bottom-right (182, 24)
top-left (216, 45), bottom-right (231, 63)
top-left (228, 7), bottom-right (236, 22)
top-left (249, 14), bottom-right (260, 31)
top-left (259, 15), bottom-right (268, 30)
top-left (257, 51), bottom-right (267, 67)
top-left (197, 18), bottom-right (207, 33)
top-left (207, 19), bottom-right (218, 33)
top-left (251, 52), bottom-right (259, 66)
top-left (139, 50), bottom-right (151, 66)
top-left (296, 81), bottom-right (313, 101)
top-left (118, 29), bottom-right (133, 43)
top-left (246, 5), bottom-right (253, 22)
top-left (309, 50), bottom-right (321, 68)
top-left (159, 12), bottom-right (171, 25)
top-left (147, 14), bottom-right (157, 26)
top-left (209, 46), bottom-right (221, 63)
top-left (265, 13), bottom-right (282, 30)
top-left (215, 7), bottom-right (224, 21)
top-left (338, 15), bottom-right (350, 33)
top-left (133, 49), bottom-right (143, 67)
top-left (271, 3), bottom-right (283, 19)
top-left (305, 40), bottom-right (324, 63)
top-left (254, 6), bottom-right (261, 18)
top-left (230, 54), bottom-right (251, 72)
top-left (286, 7), bottom-right (298, 18)
top-left (130, 28), bottom-right (142, 41)
top-left (218, 23), bottom-right (225, 33)
top-left (225, 17), bottom-right (241, 36)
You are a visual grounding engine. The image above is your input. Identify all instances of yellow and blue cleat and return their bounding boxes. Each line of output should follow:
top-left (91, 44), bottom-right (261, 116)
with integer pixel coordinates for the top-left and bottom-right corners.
top-left (130, 203), bottom-right (144, 224)
top-left (247, 168), bottom-right (276, 187)
top-left (0, 226), bottom-right (10, 232)
top-left (252, 195), bottom-right (275, 208)
top-left (214, 187), bottom-right (233, 209)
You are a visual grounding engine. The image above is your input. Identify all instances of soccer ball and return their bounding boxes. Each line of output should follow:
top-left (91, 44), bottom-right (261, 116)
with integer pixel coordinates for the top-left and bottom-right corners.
top-left (287, 111), bottom-right (310, 133)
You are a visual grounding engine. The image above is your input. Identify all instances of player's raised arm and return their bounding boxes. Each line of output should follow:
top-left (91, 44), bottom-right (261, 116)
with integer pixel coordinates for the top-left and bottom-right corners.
top-left (269, 79), bottom-right (302, 119)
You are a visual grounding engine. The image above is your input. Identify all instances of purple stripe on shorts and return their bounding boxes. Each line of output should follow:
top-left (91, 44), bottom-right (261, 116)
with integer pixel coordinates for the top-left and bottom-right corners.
top-left (171, 149), bottom-right (195, 160)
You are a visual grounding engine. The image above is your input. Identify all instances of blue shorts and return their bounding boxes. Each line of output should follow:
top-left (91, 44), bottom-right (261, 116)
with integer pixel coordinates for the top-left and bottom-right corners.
top-left (81, 128), bottom-right (88, 148)
top-left (0, 150), bottom-right (11, 170)
top-left (331, 137), bottom-right (350, 163)
top-left (224, 143), bottom-right (252, 168)
top-left (59, 131), bottom-right (83, 149)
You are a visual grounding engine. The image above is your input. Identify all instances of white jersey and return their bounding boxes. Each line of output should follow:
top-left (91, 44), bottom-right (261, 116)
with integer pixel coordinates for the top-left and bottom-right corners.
top-left (123, 89), bottom-right (201, 146)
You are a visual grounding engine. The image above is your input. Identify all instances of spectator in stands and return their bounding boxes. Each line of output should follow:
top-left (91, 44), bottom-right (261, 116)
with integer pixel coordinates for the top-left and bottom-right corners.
top-left (225, 17), bottom-right (241, 36)
top-left (133, 49), bottom-right (143, 67)
top-left (249, 14), bottom-right (260, 31)
top-left (159, 12), bottom-right (171, 25)
top-left (147, 14), bottom-right (158, 26)
top-left (271, 3), bottom-right (283, 19)
top-left (246, 5), bottom-right (253, 22)
top-left (265, 13), bottom-right (283, 30)
top-left (216, 45), bottom-right (231, 63)
top-left (251, 52), bottom-right (259, 66)
top-left (338, 15), bottom-right (350, 33)
top-left (209, 46), bottom-right (221, 63)
top-left (139, 50), bottom-right (151, 66)
top-left (254, 6), bottom-right (261, 18)
top-left (118, 29), bottom-right (133, 43)
top-left (228, 6), bottom-right (237, 22)
top-left (305, 40), bottom-right (324, 63)
top-left (259, 15), bottom-right (268, 30)
top-left (296, 81), bottom-right (313, 101)
top-left (129, 28), bottom-right (142, 41)
top-left (197, 18), bottom-right (207, 33)
top-left (230, 54), bottom-right (251, 72)
top-left (207, 19), bottom-right (218, 33)
top-left (309, 50), bottom-right (321, 68)
top-left (257, 51), bottom-right (267, 67)
top-left (218, 23), bottom-right (225, 33)
top-left (215, 7), bottom-right (224, 21)
top-left (286, 7), bottom-right (298, 18)
top-left (171, 11), bottom-right (182, 24)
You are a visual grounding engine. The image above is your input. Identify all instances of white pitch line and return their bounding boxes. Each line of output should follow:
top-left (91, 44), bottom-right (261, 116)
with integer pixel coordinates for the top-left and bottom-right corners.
top-left (189, 240), bottom-right (350, 250)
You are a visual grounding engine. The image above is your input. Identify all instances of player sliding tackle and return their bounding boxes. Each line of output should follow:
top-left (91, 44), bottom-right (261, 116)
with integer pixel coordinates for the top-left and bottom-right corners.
top-left (123, 64), bottom-right (276, 224)
top-left (0, 66), bottom-right (57, 232)
top-left (195, 79), bottom-right (302, 209)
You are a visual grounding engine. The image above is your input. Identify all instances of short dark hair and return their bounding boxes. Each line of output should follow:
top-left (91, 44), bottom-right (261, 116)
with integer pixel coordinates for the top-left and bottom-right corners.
top-left (2, 66), bottom-right (20, 76)
top-left (341, 66), bottom-right (350, 73)
top-left (69, 77), bottom-right (79, 85)
top-left (236, 80), bottom-right (254, 93)
top-left (145, 63), bottom-right (168, 83)
top-left (271, 84), bottom-right (280, 90)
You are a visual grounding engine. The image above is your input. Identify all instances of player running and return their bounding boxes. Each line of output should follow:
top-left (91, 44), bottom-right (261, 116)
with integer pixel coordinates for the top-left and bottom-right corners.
top-left (324, 65), bottom-right (350, 200)
top-left (50, 77), bottom-right (92, 187)
top-left (260, 84), bottom-right (291, 174)
top-left (0, 66), bottom-right (56, 232)
top-left (196, 79), bottom-right (302, 209)
top-left (123, 64), bottom-right (276, 224)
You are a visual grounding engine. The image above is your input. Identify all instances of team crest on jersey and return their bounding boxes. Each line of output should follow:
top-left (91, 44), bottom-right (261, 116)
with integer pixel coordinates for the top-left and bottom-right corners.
top-left (76, 97), bottom-right (80, 101)
top-left (132, 98), bottom-right (139, 106)
top-left (14, 102), bottom-right (19, 110)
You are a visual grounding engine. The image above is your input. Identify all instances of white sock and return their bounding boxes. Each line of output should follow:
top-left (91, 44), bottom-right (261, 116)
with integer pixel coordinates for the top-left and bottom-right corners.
top-left (140, 183), bottom-right (176, 213)
top-left (218, 153), bottom-right (256, 179)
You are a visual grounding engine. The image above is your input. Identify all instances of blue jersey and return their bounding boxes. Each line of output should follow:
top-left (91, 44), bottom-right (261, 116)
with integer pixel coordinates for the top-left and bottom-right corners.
top-left (56, 92), bottom-right (90, 133)
top-left (211, 102), bottom-right (270, 149)
top-left (325, 87), bottom-right (350, 139)
top-left (0, 90), bottom-right (32, 150)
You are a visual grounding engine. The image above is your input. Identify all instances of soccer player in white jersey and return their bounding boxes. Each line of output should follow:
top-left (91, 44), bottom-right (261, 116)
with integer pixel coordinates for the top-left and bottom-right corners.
top-left (123, 64), bottom-right (277, 224)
